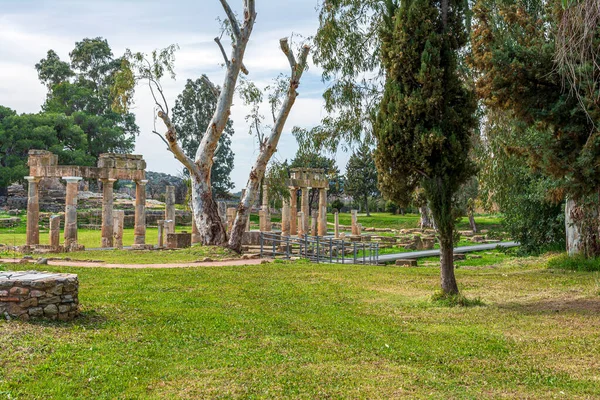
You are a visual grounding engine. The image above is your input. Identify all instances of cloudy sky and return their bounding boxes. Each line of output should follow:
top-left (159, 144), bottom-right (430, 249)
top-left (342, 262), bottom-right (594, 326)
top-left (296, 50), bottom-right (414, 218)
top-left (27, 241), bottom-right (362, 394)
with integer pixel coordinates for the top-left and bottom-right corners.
top-left (0, 0), bottom-right (351, 190)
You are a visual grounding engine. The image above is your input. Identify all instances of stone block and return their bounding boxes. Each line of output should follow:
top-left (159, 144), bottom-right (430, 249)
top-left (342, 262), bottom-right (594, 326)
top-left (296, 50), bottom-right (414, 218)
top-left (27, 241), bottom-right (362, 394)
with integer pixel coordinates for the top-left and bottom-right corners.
top-left (453, 253), bottom-right (466, 261)
top-left (166, 232), bottom-right (192, 249)
top-left (395, 259), bottom-right (418, 267)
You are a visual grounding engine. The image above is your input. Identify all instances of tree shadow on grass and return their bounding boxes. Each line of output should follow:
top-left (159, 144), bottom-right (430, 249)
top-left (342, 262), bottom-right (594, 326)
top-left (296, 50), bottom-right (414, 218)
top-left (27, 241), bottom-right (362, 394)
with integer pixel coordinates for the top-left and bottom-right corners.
top-left (497, 298), bottom-right (600, 315)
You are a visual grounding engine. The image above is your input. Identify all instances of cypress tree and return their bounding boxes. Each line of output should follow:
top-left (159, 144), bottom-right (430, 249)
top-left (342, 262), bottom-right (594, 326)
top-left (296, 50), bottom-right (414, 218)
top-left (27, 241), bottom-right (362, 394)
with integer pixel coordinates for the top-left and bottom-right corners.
top-left (374, 0), bottom-right (477, 295)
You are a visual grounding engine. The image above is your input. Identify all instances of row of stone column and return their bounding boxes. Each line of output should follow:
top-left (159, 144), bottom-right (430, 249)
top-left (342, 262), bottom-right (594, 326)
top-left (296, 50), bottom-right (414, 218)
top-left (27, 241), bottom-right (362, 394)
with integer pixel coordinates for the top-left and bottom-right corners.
top-left (26, 176), bottom-right (148, 249)
top-left (280, 186), bottom-right (328, 237)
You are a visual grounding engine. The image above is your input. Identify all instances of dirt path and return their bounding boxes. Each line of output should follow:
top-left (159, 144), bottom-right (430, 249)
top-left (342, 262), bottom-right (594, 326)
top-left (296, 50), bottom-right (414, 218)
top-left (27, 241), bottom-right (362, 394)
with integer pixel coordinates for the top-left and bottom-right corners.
top-left (0, 258), bottom-right (268, 269)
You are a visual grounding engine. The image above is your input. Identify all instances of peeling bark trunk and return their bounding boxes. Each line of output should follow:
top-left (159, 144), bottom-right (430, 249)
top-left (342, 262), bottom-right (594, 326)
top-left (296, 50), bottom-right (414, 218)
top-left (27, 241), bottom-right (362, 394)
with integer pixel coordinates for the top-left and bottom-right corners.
top-left (419, 206), bottom-right (433, 229)
top-left (439, 236), bottom-right (458, 295)
top-left (364, 196), bottom-right (370, 217)
top-left (190, 0), bottom-right (256, 245)
top-left (228, 40), bottom-right (311, 253)
top-left (468, 210), bottom-right (478, 233)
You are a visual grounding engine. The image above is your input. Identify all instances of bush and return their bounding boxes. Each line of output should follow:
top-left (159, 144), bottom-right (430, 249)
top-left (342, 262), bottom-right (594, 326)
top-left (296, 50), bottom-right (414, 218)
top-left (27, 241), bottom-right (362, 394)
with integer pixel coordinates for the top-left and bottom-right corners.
top-left (385, 200), bottom-right (399, 214)
top-left (547, 254), bottom-right (600, 272)
top-left (331, 199), bottom-right (344, 212)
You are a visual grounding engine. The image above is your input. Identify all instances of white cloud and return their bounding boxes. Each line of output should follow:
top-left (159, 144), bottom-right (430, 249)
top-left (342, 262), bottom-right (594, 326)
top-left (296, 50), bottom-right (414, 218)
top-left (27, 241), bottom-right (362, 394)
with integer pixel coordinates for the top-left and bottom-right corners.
top-left (0, 0), bottom-right (350, 191)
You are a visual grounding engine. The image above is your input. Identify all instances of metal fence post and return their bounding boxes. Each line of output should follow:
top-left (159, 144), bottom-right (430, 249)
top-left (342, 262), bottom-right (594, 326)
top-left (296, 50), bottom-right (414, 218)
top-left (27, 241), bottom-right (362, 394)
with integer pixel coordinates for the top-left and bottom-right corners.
top-left (342, 240), bottom-right (345, 264)
top-left (286, 235), bottom-right (291, 259)
top-left (353, 242), bottom-right (357, 264)
top-left (316, 235), bottom-right (320, 263)
top-left (363, 243), bottom-right (366, 265)
top-left (329, 237), bottom-right (333, 263)
top-left (260, 233), bottom-right (264, 259)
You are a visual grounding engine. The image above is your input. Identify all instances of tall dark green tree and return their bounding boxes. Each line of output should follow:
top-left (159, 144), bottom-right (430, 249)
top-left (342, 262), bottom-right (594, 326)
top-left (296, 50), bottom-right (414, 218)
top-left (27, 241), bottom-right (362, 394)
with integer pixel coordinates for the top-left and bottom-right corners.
top-left (345, 143), bottom-right (379, 216)
top-left (35, 37), bottom-right (138, 159)
top-left (171, 78), bottom-right (235, 199)
top-left (374, 0), bottom-right (477, 295)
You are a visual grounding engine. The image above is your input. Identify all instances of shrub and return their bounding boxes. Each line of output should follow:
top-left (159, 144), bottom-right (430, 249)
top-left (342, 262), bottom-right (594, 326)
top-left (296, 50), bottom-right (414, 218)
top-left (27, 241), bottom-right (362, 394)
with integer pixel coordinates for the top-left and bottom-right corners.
top-left (331, 199), bottom-right (345, 212)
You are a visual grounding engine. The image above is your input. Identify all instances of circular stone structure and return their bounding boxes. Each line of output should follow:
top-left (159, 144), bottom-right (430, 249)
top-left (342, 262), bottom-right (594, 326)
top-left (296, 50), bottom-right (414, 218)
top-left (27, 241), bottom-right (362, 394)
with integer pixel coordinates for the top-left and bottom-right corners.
top-left (0, 271), bottom-right (79, 321)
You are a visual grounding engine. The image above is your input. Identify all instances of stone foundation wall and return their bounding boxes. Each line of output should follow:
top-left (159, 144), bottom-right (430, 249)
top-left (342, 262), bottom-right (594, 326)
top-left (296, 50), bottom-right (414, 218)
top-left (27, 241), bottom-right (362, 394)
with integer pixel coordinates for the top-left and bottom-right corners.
top-left (0, 271), bottom-right (79, 321)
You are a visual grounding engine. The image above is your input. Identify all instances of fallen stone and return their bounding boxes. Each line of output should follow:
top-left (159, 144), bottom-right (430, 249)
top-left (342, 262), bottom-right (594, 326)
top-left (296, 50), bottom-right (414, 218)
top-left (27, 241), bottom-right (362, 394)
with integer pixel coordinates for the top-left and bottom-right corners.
top-left (36, 258), bottom-right (48, 265)
top-left (453, 254), bottom-right (466, 261)
top-left (395, 259), bottom-right (418, 267)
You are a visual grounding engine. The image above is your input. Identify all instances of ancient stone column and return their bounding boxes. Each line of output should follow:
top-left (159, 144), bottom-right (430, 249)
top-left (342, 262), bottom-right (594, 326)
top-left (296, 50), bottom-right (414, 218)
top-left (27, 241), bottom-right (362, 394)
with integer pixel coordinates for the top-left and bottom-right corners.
top-left (334, 211), bottom-right (340, 239)
top-left (289, 187), bottom-right (298, 235)
top-left (25, 176), bottom-right (41, 246)
top-left (192, 218), bottom-right (201, 244)
top-left (226, 207), bottom-right (237, 232)
top-left (281, 199), bottom-right (291, 236)
top-left (49, 215), bottom-right (60, 249)
top-left (165, 185), bottom-right (176, 235)
top-left (259, 210), bottom-right (267, 232)
top-left (311, 212), bottom-right (318, 237)
top-left (157, 220), bottom-right (165, 248)
top-left (63, 177), bottom-right (82, 249)
top-left (301, 187), bottom-right (310, 237)
top-left (351, 209), bottom-right (359, 236)
top-left (133, 180), bottom-right (148, 247)
top-left (113, 210), bottom-right (125, 249)
top-left (297, 211), bottom-right (305, 237)
top-left (318, 188), bottom-right (328, 236)
top-left (101, 178), bottom-right (116, 248)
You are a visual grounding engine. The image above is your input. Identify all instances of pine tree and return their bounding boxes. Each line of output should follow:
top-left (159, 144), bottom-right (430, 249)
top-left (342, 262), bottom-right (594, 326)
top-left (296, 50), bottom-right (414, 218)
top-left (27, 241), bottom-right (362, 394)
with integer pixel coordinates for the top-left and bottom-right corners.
top-left (345, 143), bottom-right (379, 216)
top-left (374, 0), bottom-right (476, 295)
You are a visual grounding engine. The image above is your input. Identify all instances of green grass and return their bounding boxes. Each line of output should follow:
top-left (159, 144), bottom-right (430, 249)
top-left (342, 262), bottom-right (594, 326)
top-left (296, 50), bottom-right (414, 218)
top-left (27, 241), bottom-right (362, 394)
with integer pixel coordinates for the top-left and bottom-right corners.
top-left (547, 254), bottom-right (600, 272)
top-left (326, 212), bottom-right (503, 232)
top-left (1, 256), bottom-right (599, 398)
top-left (58, 246), bottom-right (238, 264)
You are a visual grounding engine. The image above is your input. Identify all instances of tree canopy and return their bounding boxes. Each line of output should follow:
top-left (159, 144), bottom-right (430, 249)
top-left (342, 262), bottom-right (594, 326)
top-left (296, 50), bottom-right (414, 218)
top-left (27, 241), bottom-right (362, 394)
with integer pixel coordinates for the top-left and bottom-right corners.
top-left (35, 37), bottom-right (138, 158)
top-left (345, 143), bottom-right (378, 216)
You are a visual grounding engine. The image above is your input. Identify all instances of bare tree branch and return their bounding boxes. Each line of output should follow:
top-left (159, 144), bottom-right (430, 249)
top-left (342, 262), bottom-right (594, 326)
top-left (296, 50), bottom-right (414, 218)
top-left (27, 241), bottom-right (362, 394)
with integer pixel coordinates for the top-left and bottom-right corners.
top-left (215, 37), bottom-right (249, 75)
top-left (201, 74), bottom-right (220, 98)
top-left (152, 130), bottom-right (173, 152)
top-left (219, 0), bottom-right (241, 41)
top-left (157, 111), bottom-right (201, 176)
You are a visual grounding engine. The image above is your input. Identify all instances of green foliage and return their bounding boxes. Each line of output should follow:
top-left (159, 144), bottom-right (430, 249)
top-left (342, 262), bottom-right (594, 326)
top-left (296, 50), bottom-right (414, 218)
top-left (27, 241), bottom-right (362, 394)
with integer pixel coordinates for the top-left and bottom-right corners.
top-left (0, 108), bottom-right (94, 192)
top-left (172, 77), bottom-right (235, 198)
top-left (471, 0), bottom-right (599, 204)
top-left (331, 199), bottom-right (345, 212)
top-left (145, 171), bottom-right (186, 202)
top-left (36, 37), bottom-right (138, 159)
top-left (313, 0), bottom-right (388, 151)
top-left (345, 142), bottom-right (379, 215)
top-left (547, 254), bottom-right (600, 272)
top-left (385, 200), bottom-right (399, 214)
top-left (477, 112), bottom-right (566, 254)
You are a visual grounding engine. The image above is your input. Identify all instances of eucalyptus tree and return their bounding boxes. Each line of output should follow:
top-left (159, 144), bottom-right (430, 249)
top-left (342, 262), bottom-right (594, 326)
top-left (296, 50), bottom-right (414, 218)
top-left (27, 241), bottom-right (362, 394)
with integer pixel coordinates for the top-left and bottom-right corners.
top-left (228, 39), bottom-right (311, 252)
top-left (127, 0), bottom-right (257, 246)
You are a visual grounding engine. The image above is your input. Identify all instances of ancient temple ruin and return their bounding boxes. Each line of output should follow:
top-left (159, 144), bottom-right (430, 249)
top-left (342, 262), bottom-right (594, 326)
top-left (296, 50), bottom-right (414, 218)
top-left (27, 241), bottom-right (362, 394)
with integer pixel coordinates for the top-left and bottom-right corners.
top-left (283, 168), bottom-right (329, 237)
top-left (25, 150), bottom-right (148, 251)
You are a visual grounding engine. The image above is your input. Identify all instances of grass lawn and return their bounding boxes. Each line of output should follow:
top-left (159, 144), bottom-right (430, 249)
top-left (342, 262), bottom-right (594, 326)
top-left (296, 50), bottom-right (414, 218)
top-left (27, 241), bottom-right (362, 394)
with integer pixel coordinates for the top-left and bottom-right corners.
top-left (1, 255), bottom-right (599, 399)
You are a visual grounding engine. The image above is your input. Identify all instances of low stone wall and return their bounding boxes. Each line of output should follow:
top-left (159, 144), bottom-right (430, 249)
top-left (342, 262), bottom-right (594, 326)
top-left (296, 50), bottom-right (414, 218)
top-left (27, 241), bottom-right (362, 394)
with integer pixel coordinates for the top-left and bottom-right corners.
top-left (0, 271), bottom-right (79, 321)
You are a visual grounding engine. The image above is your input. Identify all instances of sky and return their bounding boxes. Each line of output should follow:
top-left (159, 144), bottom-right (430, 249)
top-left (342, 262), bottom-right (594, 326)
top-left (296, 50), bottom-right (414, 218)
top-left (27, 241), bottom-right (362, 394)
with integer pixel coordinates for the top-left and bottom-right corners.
top-left (0, 0), bottom-right (351, 190)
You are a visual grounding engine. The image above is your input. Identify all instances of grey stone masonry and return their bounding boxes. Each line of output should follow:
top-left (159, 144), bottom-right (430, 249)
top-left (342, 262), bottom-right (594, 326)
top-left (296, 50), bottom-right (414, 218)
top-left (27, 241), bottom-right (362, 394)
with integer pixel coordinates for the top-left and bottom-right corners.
top-left (0, 271), bottom-right (79, 321)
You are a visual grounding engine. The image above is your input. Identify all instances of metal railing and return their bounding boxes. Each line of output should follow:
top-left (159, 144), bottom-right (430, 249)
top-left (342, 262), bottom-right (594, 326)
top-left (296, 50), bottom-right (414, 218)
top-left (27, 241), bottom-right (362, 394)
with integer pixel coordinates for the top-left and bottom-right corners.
top-left (259, 232), bottom-right (380, 265)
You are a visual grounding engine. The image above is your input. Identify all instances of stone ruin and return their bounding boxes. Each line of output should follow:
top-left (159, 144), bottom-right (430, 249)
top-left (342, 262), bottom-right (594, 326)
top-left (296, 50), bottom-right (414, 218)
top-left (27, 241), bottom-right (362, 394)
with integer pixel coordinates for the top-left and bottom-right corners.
top-left (25, 150), bottom-right (148, 251)
top-left (0, 271), bottom-right (79, 321)
top-left (282, 168), bottom-right (329, 238)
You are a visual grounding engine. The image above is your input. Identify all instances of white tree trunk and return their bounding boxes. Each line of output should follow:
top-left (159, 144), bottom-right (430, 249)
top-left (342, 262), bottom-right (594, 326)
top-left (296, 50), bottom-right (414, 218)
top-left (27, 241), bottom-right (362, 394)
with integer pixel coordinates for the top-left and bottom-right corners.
top-left (158, 0), bottom-right (257, 245)
top-left (566, 198), bottom-right (583, 256)
top-left (228, 40), bottom-right (311, 252)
